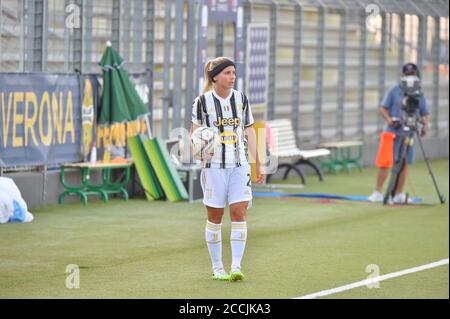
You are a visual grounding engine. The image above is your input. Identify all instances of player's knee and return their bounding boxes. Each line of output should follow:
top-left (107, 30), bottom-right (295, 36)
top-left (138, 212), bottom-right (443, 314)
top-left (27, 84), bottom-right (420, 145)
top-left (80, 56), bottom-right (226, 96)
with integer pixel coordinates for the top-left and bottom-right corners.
top-left (209, 217), bottom-right (223, 224)
top-left (230, 208), bottom-right (246, 221)
top-left (207, 207), bottom-right (224, 224)
top-left (208, 214), bottom-right (224, 224)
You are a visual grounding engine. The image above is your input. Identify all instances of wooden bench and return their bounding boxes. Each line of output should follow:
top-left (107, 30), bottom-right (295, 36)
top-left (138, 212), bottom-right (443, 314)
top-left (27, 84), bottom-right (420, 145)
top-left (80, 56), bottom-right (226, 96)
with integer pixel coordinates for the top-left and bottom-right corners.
top-left (58, 160), bottom-right (133, 205)
top-left (265, 119), bottom-right (330, 184)
top-left (318, 141), bottom-right (363, 174)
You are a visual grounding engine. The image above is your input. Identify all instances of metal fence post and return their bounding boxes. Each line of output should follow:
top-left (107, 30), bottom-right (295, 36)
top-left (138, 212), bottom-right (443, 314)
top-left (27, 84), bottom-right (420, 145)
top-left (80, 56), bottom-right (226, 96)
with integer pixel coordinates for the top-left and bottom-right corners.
top-left (314, 4), bottom-right (325, 142)
top-left (216, 23), bottom-right (224, 57)
top-left (358, 8), bottom-right (367, 139)
top-left (416, 12), bottom-right (427, 72)
top-left (42, 0), bottom-right (48, 72)
top-left (173, 0), bottom-right (185, 130)
top-left (242, 0), bottom-right (252, 94)
top-left (292, 1), bottom-right (303, 144)
top-left (73, 0), bottom-right (83, 73)
top-left (267, 1), bottom-right (277, 120)
top-left (132, 0), bottom-right (144, 72)
top-left (112, 0), bottom-right (120, 52)
top-left (432, 15), bottom-right (440, 137)
top-left (162, 1), bottom-right (173, 139)
top-left (84, 0), bottom-right (93, 73)
top-left (19, 0), bottom-right (26, 72)
top-left (337, 7), bottom-right (347, 140)
top-left (184, 0), bottom-right (196, 130)
top-left (122, 1), bottom-right (131, 63)
top-left (27, 0), bottom-right (45, 72)
top-left (398, 13), bottom-right (405, 71)
top-left (63, 0), bottom-right (71, 72)
top-left (146, 0), bottom-right (155, 128)
top-left (377, 10), bottom-right (387, 133)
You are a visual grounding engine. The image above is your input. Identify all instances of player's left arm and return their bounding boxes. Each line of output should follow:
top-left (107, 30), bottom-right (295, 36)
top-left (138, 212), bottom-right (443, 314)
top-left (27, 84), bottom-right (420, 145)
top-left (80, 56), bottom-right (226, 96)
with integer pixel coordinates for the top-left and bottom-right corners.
top-left (244, 126), bottom-right (265, 184)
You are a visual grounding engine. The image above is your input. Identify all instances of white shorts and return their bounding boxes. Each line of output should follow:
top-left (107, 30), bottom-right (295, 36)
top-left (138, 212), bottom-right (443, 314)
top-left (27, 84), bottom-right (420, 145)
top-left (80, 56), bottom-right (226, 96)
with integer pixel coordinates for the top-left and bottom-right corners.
top-left (200, 165), bottom-right (253, 208)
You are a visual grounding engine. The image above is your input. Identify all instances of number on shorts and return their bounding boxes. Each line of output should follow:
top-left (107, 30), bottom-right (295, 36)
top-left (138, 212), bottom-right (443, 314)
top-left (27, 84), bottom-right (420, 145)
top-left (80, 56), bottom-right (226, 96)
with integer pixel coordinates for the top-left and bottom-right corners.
top-left (247, 173), bottom-right (251, 187)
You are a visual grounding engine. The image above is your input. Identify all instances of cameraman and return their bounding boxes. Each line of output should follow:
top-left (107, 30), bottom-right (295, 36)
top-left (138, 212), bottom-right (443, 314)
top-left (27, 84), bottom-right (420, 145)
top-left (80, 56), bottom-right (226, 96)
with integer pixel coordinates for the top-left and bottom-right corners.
top-left (368, 63), bottom-right (430, 203)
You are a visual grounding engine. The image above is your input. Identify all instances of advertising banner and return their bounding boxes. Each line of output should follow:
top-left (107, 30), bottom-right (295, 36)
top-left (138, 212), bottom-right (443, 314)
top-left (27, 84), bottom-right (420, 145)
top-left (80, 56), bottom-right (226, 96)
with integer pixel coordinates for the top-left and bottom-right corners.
top-left (0, 73), bottom-right (98, 167)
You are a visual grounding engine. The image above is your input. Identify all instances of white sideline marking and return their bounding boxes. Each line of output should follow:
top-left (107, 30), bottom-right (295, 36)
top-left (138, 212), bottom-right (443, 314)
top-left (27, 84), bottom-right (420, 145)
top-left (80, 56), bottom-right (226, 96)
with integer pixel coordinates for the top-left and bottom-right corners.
top-left (294, 258), bottom-right (449, 299)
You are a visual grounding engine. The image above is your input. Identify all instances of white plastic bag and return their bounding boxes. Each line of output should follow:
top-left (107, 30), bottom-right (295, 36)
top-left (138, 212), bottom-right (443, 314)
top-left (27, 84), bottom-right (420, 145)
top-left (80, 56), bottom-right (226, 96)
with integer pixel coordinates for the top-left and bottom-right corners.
top-left (0, 177), bottom-right (34, 223)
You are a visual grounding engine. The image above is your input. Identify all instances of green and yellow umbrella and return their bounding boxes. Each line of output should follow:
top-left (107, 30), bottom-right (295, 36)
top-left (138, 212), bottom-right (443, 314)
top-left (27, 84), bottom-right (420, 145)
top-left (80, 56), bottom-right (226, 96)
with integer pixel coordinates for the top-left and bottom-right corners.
top-left (97, 41), bottom-right (150, 152)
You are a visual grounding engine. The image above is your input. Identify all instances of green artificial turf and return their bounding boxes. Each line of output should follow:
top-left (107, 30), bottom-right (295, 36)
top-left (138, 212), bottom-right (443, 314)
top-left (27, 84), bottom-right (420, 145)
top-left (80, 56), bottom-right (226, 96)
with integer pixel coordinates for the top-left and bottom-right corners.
top-left (0, 159), bottom-right (448, 298)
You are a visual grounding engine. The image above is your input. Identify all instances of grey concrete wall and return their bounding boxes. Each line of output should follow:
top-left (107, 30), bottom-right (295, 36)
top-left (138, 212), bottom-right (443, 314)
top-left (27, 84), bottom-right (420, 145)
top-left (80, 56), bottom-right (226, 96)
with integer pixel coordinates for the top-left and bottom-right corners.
top-left (3, 169), bottom-right (105, 209)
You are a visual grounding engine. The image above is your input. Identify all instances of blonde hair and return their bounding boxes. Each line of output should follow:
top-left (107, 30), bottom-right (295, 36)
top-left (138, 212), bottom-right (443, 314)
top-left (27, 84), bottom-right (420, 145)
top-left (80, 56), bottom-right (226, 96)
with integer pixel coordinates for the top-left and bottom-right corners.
top-left (203, 57), bottom-right (234, 93)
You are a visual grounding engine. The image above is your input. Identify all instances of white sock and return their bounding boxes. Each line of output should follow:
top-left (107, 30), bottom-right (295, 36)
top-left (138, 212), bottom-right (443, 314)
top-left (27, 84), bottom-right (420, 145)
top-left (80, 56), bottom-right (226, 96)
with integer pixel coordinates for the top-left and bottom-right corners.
top-left (205, 221), bottom-right (223, 272)
top-left (230, 221), bottom-right (247, 272)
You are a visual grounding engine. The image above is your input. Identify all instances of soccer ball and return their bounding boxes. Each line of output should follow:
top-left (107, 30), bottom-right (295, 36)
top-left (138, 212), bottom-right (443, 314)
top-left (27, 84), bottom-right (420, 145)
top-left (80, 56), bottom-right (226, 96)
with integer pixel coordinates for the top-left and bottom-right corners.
top-left (191, 127), bottom-right (219, 160)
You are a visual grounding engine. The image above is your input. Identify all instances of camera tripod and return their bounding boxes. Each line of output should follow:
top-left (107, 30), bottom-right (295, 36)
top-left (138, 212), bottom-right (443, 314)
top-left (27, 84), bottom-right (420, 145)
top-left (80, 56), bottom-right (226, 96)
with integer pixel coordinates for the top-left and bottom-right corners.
top-left (383, 120), bottom-right (446, 205)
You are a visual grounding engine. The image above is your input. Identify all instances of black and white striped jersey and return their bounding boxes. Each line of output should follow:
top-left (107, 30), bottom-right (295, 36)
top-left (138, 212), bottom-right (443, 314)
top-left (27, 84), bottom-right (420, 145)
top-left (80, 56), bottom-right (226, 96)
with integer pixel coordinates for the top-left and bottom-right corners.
top-left (191, 89), bottom-right (255, 169)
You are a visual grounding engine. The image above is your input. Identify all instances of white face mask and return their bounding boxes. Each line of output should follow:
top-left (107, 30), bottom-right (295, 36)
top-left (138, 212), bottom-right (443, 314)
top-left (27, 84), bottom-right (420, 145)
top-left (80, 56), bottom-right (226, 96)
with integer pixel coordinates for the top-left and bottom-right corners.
top-left (400, 75), bottom-right (420, 88)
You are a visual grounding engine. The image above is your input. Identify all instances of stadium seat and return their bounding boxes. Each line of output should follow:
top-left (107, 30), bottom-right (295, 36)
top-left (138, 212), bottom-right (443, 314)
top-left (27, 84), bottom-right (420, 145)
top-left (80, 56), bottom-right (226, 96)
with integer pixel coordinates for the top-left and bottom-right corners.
top-left (265, 119), bottom-right (330, 184)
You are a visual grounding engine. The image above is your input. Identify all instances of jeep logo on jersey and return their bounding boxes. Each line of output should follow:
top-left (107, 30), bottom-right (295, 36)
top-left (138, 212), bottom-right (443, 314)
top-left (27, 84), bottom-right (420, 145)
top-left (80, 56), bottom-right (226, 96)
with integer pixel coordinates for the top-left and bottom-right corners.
top-left (213, 117), bottom-right (240, 127)
top-left (219, 131), bottom-right (238, 145)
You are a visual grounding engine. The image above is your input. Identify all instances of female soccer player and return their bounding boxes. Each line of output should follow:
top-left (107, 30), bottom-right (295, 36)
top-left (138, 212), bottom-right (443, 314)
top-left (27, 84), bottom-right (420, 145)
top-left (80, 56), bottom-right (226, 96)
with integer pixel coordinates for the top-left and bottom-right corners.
top-left (190, 57), bottom-right (265, 282)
